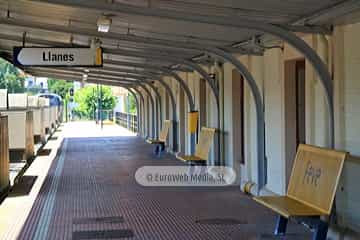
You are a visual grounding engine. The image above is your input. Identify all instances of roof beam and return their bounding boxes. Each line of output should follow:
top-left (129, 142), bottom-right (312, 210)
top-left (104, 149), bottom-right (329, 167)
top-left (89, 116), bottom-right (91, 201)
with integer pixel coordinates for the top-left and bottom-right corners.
top-left (32, 66), bottom-right (153, 79)
top-left (30, 0), bottom-right (332, 34)
top-left (28, 70), bottom-right (142, 87)
top-left (29, 0), bottom-right (337, 189)
top-left (0, 32), bottom-right (199, 58)
top-left (294, 0), bottom-right (360, 25)
top-left (30, 69), bottom-right (145, 84)
top-left (28, 67), bottom-right (153, 82)
top-left (0, 17), bottom-right (260, 55)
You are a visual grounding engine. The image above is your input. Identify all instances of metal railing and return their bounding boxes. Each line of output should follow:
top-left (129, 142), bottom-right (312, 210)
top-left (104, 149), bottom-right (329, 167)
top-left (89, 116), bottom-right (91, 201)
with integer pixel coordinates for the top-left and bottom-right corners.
top-left (97, 110), bottom-right (114, 122)
top-left (115, 112), bottom-right (138, 132)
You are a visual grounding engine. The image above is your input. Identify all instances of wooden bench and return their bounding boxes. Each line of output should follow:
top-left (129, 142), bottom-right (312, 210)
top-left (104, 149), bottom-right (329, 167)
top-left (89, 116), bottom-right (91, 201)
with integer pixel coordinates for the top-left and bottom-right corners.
top-left (253, 144), bottom-right (347, 240)
top-left (146, 120), bottom-right (171, 156)
top-left (177, 127), bottom-right (216, 165)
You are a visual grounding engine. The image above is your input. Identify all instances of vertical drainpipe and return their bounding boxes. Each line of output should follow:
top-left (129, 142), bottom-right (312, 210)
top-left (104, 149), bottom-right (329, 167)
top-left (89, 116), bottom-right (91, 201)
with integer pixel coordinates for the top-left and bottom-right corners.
top-left (318, 34), bottom-right (330, 147)
top-left (167, 72), bottom-right (196, 154)
top-left (214, 60), bottom-right (225, 165)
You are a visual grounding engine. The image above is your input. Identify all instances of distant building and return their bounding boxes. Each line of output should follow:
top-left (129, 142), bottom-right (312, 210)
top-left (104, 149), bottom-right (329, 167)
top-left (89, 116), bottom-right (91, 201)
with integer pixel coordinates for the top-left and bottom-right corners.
top-left (112, 87), bottom-right (128, 113)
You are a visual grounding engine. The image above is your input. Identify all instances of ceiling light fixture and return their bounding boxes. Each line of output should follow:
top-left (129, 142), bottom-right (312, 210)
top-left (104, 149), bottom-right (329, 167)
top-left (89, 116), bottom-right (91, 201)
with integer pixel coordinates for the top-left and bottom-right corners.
top-left (83, 73), bottom-right (88, 80)
top-left (97, 15), bottom-right (112, 33)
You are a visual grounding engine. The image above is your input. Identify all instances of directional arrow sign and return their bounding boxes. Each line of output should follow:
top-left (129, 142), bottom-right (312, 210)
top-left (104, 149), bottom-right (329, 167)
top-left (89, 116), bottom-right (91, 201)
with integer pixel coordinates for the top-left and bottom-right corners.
top-left (13, 47), bottom-right (103, 67)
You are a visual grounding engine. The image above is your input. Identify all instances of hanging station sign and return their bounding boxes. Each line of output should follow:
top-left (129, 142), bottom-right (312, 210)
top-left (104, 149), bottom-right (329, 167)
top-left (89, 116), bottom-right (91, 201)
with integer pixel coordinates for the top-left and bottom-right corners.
top-left (13, 47), bottom-right (103, 67)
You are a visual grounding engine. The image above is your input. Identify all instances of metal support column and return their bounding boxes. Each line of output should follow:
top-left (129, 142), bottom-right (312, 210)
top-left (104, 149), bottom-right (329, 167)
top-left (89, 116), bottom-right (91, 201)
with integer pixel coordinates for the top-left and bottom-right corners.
top-left (124, 87), bottom-right (141, 135)
top-left (138, 83), bottom-right (156, 139)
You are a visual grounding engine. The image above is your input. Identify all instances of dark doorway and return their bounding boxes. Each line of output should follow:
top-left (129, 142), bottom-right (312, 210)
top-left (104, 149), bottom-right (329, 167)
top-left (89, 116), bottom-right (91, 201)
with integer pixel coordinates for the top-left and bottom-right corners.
top-left (232, 69), bottom-right (245, 164)
top-left (284, 59), bottom-right (306, 186)
top-left (296, 60), bottom-right (306, 146)
top-left (199, 78), bottom-right (207, 129)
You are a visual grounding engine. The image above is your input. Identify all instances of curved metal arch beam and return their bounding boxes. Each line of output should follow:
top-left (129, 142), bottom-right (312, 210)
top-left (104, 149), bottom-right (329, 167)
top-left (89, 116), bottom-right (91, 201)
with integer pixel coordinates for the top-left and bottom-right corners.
top-left (33, 66), bottom-right (177, 151)
top-left (133, 85), bottom-right (151, 139)
top-left (147, 77), bottom-right (178, 152)
top-left (31, 68), bottom-right (175, 154)
top-left (103, 60), bottom-right (196, 154)
top-left (107, 48), bottom-right (218, 108)
top-left (114, 71), bottom-right (178, 152)
top-left (208, 49), bottom-right (266, 185)
top-left (104, 78), bottom-right (162, 138)
top-left (105, 59), bottom-right (197, 154)
top-left (137, 83), bottom-right (156, 139)
top-left (106, 79), bottom-right (159, 139)
top-left (145, 81), bottom-right (162, 139)
top-left (163, 70), bottom-right (195, 111)
top-left (96, 76), bottom-right (176, 149)
top-left (114, 83), bottom-right (146, 138)
top-left (25, 2), bottom-right (335, 189)
top-left (33, 67), bottom-right (174, 146)
top-left (138, 68), bottom-right (196, 154)
top-left (106, 48), bottom-right (220, 157)
top-left (116, 3), bottom-right (333, 149)
top-left (30, 67), bottom-right (162, 141)
top-left (105, 60), bottom-right (195, 112)
top-left (122, 86), bottom-right (141, 135)
top-left (38, 0), bottom-right (332, 106)
top-left (91, 79), bottom-right (147, 138)
top-left (12, 17), bottom-right (258, 170)
top-left (156, 79), bottom-right (178, 152)
top-left (175, 59), bottom-right (221, 162)
top-left (15, 33), bottom-right (249, 164)
top-left (27, 69), bottom-right (148, 137)
top-left (129, 86), bottom-right (146, 137)
top-left (2, 13), bottom-right (332, 146)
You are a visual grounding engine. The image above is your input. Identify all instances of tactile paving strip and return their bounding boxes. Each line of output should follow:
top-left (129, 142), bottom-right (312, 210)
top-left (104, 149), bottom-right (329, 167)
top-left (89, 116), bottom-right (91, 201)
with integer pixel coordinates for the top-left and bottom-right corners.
top-left (73, 216), bottom-right (124, 225)
top-left (72, 229), bottom-right (134, 239)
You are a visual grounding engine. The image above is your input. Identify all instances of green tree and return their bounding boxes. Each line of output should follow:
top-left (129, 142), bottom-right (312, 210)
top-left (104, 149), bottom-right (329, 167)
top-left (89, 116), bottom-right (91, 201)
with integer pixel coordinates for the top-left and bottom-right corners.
top-left (47, 78), bottom-right (74, 99)
top-left (126, 94), bottom-right (137, 114)
top-left (0, 58), bottom-right (25, 93)
top-left (74, 85), bottom-right (116, 119)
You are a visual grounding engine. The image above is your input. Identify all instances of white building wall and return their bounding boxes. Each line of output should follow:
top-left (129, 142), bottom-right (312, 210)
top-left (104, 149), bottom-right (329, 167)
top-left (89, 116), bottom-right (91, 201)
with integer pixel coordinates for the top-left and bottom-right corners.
top-left (135, 23), bottom-right (360, 234)
top-left (113, 95), bottom-right (125, 113)
top-left (246, 55), bottom-right (264, 185)
top-left (263, 48), bottom-right (286, 194)
top-left (223, 62), bottom-right (235, 170)
top-left (333, 23), bottom-right (360, 232)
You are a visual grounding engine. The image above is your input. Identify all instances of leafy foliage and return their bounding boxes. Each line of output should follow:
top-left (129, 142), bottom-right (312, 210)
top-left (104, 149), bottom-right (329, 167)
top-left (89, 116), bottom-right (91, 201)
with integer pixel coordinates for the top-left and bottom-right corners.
top-left (127, 94), bottom-right (137, 114)
top-left (0, 58), bottom-right (25, 93)
top-left (47, 78), bottom-right (74, 99)
top-left (74, 85), bottom-right (116, 119)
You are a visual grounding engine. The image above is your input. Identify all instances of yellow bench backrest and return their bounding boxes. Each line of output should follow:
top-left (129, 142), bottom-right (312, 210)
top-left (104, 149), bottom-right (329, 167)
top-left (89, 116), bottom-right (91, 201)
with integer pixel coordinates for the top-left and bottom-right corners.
top-left (195, 127), bottom-right (216, 160)
top-left (287, 144), bottom-right (347, 215)
top-left (159, 120), bottom-right (171, 142)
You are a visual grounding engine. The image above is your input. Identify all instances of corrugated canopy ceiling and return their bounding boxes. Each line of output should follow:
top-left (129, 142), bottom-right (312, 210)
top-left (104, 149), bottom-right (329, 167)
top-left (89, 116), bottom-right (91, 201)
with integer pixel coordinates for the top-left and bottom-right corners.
top-left (0, 0), bottom-right (358, 85)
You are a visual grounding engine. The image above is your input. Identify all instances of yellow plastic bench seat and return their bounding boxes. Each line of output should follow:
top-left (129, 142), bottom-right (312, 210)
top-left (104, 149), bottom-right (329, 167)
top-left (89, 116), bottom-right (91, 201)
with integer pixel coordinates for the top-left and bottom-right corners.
top-left (146, 139), bottom-right (165, 144)
top-left (177, 155), bottom-right (205, 162)
top-left (176, 127), bottom-right (216, 165)
top-left (253, 196), bottom-right (325, 218)
top-left (252, 144), bottom-right (347, 239)
top-left (148, 120), bottom-right (171, 144)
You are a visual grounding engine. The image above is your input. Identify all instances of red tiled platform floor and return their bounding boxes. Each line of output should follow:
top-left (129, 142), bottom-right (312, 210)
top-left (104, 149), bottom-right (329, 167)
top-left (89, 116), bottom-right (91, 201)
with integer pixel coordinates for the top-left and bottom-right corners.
top-left (17, 124), bottom-right (311, 240)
